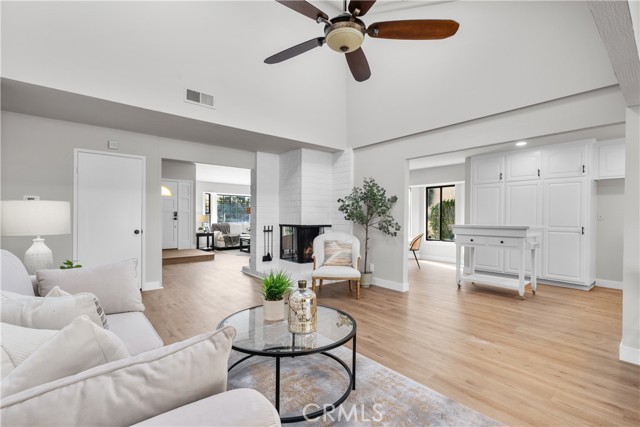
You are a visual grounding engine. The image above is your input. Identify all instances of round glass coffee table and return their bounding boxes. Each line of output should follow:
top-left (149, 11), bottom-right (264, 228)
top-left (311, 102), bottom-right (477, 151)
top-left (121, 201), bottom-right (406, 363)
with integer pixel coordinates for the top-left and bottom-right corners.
top-left (217, 305), bottom-right (357, 423)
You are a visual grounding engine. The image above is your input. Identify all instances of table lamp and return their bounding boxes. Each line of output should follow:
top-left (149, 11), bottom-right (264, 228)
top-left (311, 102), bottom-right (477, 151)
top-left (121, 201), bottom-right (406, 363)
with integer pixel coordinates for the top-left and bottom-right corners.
top-left (1, 200), bottom-right (71, 274)
top-left (198, 214), bottom-right (210, 231)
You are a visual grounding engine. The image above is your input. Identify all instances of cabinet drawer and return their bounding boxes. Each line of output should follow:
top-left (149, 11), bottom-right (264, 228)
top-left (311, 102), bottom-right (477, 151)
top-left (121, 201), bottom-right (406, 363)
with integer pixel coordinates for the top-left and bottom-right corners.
top-left (486, 237), bottom-right (518, 247)
top-left (457, 235), bottom-right (485, 244)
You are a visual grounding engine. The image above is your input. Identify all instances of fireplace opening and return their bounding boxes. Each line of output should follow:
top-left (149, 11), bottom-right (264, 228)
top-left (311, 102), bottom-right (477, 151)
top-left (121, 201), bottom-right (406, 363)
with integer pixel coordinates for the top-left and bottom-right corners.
top-left (280, 225), bottom-right (331, 263)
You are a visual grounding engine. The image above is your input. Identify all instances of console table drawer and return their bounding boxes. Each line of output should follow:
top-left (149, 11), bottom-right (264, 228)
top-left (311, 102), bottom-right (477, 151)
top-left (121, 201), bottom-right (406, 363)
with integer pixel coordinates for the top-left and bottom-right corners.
top-left (457, 235), bottom-right (485, 245)
top-left (486, 237), bottom-right (518, 247)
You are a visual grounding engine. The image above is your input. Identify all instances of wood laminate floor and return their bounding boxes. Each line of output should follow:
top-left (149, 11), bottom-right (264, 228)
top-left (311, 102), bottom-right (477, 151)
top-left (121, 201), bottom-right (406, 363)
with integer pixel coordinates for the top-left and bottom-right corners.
top-left (142, 252), bottom-right (639, 426)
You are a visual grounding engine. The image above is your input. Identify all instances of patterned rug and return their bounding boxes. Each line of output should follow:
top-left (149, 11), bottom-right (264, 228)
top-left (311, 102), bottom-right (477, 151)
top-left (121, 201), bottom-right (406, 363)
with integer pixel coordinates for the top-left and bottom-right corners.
top-left (227, 347), bottom-right (500, 426)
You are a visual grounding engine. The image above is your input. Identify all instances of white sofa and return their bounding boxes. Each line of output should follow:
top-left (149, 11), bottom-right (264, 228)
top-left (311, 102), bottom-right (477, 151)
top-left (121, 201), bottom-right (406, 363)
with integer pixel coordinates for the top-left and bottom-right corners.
top-left (211, 222), bottom-right (250, 249)
top-left (0, 250), bottom-right (280, 427)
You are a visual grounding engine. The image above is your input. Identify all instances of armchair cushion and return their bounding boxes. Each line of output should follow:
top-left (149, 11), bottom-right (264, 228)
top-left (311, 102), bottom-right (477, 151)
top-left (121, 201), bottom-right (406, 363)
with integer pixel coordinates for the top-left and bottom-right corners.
top-left (312, 265), bottom-right (361, 280)
top-left (1, 315), bottom-right (129, 397)
top-left (36, 259), bottom-right (144, 314)
top-left (0, 326), bottom-right (236, 427)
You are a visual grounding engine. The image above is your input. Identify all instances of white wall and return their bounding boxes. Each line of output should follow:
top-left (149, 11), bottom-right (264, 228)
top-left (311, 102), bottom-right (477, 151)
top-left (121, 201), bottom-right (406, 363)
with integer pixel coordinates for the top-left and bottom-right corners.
top-left (332, 149), bottom-right (354, 234)
top-left (596, 179), bottom-right (625, 283)
top-left (347, 1), bottom-right (617, 147)
top-left (353, 86), bottom-right (626, 290)
top-left (0, 1), bottom-right (347, 149)
top-left (162, 159), bottom-right (196, 182)
top-left (279, 150), bottom-right (302, 225)
top-left (249, 153), bottom-right (280, 274)
top-left (300, 149), bottom-right (333, 225)
top-left (622, 105), bottom-right (640, 364)
top-left (0, 111), bottom-right (255, 288)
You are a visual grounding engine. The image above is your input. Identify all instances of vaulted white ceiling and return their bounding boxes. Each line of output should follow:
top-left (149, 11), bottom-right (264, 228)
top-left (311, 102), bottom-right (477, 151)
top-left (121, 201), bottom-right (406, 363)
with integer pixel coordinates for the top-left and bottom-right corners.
top-left (0, 1), bottom-right (620, 152)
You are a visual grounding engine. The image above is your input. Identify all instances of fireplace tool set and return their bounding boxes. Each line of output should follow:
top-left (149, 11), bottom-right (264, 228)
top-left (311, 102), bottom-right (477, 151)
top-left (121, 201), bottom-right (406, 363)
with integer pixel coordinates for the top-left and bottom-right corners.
top-left (262, 226), bottom-right (273, 262)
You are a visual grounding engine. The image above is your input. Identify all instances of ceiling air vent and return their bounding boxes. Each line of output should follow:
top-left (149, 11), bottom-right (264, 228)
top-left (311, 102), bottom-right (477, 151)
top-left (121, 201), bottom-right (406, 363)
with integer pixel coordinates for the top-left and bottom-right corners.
top-left (185, 89), bottom-right (215, 109)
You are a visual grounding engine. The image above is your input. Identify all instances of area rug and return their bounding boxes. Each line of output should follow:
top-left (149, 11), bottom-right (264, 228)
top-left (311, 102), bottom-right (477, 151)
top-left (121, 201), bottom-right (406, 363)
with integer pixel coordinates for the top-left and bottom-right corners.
top-left (227, 347), bottom-right (501, 426)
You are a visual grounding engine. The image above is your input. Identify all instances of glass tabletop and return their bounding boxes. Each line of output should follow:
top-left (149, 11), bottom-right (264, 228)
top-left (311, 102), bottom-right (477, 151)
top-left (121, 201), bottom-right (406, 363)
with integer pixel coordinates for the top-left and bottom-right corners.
top-left (217, 305), bottom-right (356, 356)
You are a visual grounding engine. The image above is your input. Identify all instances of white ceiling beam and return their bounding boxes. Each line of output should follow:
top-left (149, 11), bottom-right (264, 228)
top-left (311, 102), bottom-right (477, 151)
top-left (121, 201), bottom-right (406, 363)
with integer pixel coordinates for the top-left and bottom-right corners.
top-left (588, 0), bottom-right (640, 106)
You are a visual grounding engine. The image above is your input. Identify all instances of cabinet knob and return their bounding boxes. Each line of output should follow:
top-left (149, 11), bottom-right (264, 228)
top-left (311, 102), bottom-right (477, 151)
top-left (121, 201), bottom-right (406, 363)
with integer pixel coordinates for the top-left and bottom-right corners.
top-left (500, 240), bottom-right (504, 244)
top-left (470, 238), bottom-right (474, 242)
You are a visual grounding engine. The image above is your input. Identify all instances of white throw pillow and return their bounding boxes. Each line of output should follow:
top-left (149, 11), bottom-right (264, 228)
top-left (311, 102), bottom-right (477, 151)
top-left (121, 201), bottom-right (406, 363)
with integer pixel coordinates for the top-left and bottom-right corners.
top-left (1, 315), bottom-right (129, 397)
top-left (36, 259), bottom-right (144, 314)
top-left (0, 326), bottom-right (236, 427)
top-left (1, 293), bottom-right (105, 330)
top-left (0, 291), bottom-right (30, 302)
top-left (0, 323), bottom-right (57, 379)
top-left (45, 286), bottom-right (109, 329)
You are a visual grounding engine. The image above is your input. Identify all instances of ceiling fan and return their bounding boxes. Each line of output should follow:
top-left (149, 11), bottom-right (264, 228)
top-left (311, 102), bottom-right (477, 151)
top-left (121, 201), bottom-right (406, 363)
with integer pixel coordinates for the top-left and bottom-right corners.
top-left (264, 0), bottom-right (460, 82)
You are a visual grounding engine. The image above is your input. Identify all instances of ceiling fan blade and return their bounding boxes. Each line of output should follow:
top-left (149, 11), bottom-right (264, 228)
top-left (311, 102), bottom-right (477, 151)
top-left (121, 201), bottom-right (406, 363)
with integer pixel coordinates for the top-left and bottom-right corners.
top-left (264, 37), bottom-right (326, 64)
top-left (348, 0), bottom-right (377, 17)
top-left (345, 48), bottom-right (371, 82)
top-left (368, 20), bottom-right (460, 40)
top-left (275, 0), bottom-right (329, 21)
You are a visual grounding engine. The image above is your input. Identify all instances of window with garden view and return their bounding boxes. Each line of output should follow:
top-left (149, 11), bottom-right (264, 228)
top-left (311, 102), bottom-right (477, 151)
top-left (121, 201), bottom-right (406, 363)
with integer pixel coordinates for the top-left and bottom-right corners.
top-left (426, 186), bottom-right (455, 241)
top-left (215, 194), bottom-right (250, 223)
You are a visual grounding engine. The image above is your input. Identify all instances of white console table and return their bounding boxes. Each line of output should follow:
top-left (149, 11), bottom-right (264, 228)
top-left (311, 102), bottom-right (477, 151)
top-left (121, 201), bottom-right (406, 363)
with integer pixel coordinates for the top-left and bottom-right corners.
top-left (451, 225), bottom-right (542, 299)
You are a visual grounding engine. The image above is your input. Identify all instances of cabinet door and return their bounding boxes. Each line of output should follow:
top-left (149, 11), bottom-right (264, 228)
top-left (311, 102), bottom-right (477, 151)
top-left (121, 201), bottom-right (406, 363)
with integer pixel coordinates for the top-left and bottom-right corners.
top-left (543, 179), bottom-right (585, 283)
top-left (472, 155), bottom-right (504, 184)
top-left (504, 181), bottom-right (542, 274)
top-left (471, 184), bottom-right (503, 272)
top-left (598, 142), bottom-right (625, 179)
top-left (543, 145), bottom-right (587, 179)
top-left (506, 151), bottom-right (540, 182)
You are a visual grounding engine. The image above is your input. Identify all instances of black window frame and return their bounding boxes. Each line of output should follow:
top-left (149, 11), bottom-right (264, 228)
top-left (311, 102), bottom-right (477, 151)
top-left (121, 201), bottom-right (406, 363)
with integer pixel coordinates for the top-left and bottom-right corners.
top-left (426, 185), bottom-right (456, 242)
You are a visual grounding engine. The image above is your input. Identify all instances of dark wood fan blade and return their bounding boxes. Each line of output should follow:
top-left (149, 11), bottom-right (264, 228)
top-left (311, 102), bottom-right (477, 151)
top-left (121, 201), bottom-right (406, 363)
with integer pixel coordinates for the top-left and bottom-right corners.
top-left (276, 0), bottom-right (329, 21)
top-left (368, 20), bottom-right (460, 40)
top-left (345, 48), bottom-right (371, 82)
top-left (348, 0), bottom-right (376, 17)
top-left (264, 37), bottom-right (325, 64)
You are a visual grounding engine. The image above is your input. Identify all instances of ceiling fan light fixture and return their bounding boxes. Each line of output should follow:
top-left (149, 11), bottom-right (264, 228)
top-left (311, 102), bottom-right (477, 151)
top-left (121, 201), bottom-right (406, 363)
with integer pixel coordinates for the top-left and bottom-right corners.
top-left (325, 22), bottom-right (365, 53)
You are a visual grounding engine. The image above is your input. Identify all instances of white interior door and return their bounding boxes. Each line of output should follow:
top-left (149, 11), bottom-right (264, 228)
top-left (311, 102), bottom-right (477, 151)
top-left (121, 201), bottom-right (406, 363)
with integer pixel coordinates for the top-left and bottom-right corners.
top-left (177, 181), bottom-right (192, 250)
top-left (162, 180), bottom-right (178, 249)
top-left (505, 181), bottom-right (542, 274)
top-left (471, 183), bottom-right (504, 272)
top-left (75, 150), bottom-right (144, 287)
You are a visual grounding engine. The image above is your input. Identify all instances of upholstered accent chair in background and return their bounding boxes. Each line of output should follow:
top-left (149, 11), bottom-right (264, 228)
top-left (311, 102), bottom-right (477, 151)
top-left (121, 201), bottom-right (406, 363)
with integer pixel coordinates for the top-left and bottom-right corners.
top-left (311, 232), bottom-right (361, 299)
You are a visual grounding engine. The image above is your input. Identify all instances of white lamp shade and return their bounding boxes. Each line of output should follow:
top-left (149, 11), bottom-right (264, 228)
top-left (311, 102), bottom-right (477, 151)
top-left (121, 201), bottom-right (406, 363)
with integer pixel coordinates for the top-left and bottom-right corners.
top-left (1, 200), bottom-right (71, 236)
top-left (197, 214), bottom-right (209, 223)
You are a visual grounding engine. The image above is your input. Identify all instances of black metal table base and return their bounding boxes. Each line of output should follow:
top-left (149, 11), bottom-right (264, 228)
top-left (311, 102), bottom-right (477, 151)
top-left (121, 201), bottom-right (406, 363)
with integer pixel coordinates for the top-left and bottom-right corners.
top-left (228, 336), bottom-right (357, 423)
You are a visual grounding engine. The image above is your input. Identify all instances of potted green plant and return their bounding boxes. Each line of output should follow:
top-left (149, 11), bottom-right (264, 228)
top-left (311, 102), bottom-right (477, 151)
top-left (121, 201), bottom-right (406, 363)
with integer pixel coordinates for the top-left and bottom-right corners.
top-left (337, 177), bottom-right (401, 288)
top-left (260, 270), bottom-right (293, 321)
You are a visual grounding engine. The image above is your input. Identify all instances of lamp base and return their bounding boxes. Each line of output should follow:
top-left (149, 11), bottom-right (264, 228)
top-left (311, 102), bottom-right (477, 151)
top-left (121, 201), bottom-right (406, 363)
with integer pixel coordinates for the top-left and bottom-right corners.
top-left (24, 237), bottom-right (53, 274)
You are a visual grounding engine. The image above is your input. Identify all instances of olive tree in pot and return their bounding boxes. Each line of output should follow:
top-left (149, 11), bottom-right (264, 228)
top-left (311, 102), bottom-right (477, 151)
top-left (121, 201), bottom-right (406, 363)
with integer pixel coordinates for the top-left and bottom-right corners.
top-left (337, 178), bottom-right (401, 288)
top-left (260, 271), bottom-right (293, 321)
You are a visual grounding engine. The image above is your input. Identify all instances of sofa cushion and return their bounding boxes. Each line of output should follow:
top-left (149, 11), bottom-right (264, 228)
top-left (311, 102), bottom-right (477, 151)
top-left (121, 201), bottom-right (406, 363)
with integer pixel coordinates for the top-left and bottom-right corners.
top-left (1, 293), bottom-right (106, 330)
top-left (0, 250), bottom-right (36, 296)
top-left (45, 286), bottom-right (109, 329)
top-left (133, 389), bottom-right (281, 427)
top-left (0, 326), bottom-right (236, 427)
top-left (312, 265), bottom-right (361, 279)
top-left (36, 259), bottom-right (144, 314)
top-left (0, 323), bottom-right (58, 379)
top-left (1, 315), bottom-right (129, 397)
top-left (106, 312), bottom-right (163, 356)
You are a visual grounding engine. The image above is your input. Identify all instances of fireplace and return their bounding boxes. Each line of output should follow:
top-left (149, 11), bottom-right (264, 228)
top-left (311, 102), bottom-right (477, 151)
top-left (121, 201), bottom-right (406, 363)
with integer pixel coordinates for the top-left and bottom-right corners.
top-left (280, 225), bottom-right (331, 263)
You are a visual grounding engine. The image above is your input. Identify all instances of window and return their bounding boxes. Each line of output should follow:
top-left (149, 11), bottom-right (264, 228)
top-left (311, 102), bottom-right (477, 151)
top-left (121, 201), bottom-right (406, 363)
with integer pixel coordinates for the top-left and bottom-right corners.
top-left (426, 186), bottom-right (455, 241)
top-left (216, 194), bottom-right (250, 223)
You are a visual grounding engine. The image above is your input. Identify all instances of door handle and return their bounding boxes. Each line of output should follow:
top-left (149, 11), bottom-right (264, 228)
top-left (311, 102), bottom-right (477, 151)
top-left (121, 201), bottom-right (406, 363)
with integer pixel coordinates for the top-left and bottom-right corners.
top-left (134, 229), bottom-right (141, 235)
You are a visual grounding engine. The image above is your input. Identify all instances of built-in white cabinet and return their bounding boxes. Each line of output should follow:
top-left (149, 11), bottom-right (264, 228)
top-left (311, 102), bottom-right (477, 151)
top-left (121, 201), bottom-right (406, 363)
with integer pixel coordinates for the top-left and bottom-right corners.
top-left (597, 140), bottom-right (625, 179)
top-left (542, 144), bottom-right (587, 179)
top-left (471, 183), bottom-right (504, 272)
top-left (468, 139), bottom-right (599, 289)
top-left (472, 155), bottom-right (504, 184)
top-left (506, 151), bottom-right (541, 182)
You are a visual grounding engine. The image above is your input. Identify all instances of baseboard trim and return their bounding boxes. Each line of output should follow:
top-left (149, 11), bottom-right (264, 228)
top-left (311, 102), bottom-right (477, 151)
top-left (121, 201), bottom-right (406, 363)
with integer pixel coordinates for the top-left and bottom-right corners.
top-left (373, 277), bottom-right (409, 292)
top-left (595, 279), bottom-right (623, 290)
top-left (143, 281), bottom-right (162, 291)
top-left (620, 342), bottom-right (640, 365)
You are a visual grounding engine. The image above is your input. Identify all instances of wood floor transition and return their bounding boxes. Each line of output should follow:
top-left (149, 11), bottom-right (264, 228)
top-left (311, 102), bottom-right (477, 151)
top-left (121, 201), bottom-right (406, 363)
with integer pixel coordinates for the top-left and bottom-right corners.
top-left (142, 251), bottom-right (639, 426)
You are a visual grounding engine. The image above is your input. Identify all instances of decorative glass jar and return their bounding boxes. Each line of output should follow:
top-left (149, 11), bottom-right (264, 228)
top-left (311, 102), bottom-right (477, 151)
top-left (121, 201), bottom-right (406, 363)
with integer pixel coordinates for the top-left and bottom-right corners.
top-left (288, 280), bottom-right (317, 334)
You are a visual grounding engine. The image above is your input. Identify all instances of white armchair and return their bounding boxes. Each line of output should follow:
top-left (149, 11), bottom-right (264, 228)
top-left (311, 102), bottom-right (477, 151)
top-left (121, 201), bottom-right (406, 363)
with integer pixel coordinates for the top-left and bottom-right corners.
top-left (311, 232), bottom-right (362, 299)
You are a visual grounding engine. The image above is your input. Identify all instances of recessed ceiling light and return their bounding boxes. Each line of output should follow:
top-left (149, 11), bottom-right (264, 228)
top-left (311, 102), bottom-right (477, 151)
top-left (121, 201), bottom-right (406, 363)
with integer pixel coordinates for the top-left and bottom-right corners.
top-left (516, 141), bottom-right (527, 146)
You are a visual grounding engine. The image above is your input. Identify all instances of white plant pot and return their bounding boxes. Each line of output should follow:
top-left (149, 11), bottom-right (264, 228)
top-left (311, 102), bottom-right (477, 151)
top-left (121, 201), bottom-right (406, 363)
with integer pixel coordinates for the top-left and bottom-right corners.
top-left (361, 272), bottom-right (373, 288)
top-left (263, 299), bottom-right (284, 321)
